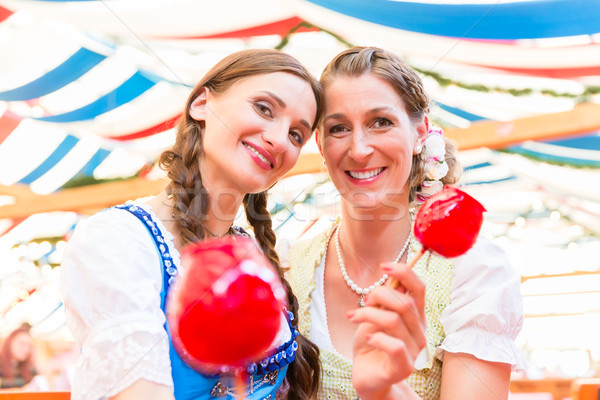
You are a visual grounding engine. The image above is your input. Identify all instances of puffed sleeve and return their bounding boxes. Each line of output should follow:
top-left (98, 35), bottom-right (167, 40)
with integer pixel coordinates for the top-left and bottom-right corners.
top-left (60, 208), bottom-right (174, 400)
top-left (437, 236), bottom-right (527, 371)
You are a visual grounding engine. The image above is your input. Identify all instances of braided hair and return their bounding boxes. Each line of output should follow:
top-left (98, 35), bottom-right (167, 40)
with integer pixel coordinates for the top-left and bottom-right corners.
top-left (159, 49), bottom-right (322, 400)
top-left (244, 192), bottom-right (320, 400)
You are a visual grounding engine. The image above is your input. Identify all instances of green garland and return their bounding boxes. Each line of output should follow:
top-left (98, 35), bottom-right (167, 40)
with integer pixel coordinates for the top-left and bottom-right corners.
top-left (276, 21), bottom-right (600, 102)
top-left (275, 21), bottom-right (353, 50)
top-left (499, 148), bottom-right (600, 169)
top-left (414, 67), bottom-right (600, 102)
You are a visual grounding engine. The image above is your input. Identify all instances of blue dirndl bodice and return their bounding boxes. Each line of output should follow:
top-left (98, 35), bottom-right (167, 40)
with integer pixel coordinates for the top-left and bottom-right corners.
top-left (117, 203), bottom-right (299, 400)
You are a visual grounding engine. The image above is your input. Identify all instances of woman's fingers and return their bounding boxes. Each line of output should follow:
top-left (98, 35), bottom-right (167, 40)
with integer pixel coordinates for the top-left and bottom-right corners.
top-left (382, 262), bottom-right (426, 320)
top-left (348, 297), bottom-right (426, 351)
top-left (366, 331), bottom-right (414, 372)
top-left (365, 286), bottom-right (425, 340)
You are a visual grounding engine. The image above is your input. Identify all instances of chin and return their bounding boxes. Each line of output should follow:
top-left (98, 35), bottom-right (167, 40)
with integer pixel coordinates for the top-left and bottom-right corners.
top-left (346, 193), bottom-right (408, 217)
top-left (344, 187), bottom-right (380, 203)
top-left (344, 195), bottom-right (382, 210)
top-left (241, 180), bottom-right (274, 195)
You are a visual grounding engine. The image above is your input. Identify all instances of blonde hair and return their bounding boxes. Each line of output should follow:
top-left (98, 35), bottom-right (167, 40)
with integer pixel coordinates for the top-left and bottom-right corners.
top-left (320, 46), bottom-right (460, 201)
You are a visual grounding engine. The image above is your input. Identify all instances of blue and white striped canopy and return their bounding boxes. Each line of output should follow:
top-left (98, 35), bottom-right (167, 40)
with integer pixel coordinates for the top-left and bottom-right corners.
top-left (0, 0), bottom-right (599, 347)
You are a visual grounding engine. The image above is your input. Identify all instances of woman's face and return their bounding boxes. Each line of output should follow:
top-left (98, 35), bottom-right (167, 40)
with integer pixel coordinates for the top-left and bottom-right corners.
top-left (318, 73), bottom-right (427, 213)
top-left (190, 72), bottom-right (317, 196)
top-left (10, 332), bottom-right (32, 362)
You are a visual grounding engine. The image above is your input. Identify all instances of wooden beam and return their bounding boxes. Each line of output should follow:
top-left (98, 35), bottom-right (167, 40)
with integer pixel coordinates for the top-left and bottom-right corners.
top-left (523, 289), bottom-right (600, 297)
top-left (0, 153), bottom-right (327, 219)
top-left (525, 310), bottom-right (600, 318)
top-left (521, 270), bottom-right (600, 283)
top-left (285, 104), bottom-right (600, 175)
top-left (510, 379), bottom-right (572, 400)
top-left (1, 102), bottom-right (598, 219)
top-left (0, 178), bottom-right (168, 219)
top-left (444, 102), bottom-right (600, 150)
top-left (0, 183), bottom-right (36, 201)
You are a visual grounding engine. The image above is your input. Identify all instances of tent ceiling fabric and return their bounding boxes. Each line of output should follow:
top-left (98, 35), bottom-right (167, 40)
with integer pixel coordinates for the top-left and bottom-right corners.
top-left (0, 47), bottom-right (107, 101)
top-left (288, 0), bottom-right (600, 73)
top-left (1, 0), bottom-right (599, 375)
top-left (0, 0), bottom-right (297, 38)
top-left (297, 0), bottom-right (600, 40)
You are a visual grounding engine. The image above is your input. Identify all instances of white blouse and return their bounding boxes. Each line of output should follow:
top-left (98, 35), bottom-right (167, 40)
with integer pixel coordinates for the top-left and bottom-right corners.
top-left (60, 200), bottom-right (291, 400)
top-left (307, 234), bottom-right (528, 371)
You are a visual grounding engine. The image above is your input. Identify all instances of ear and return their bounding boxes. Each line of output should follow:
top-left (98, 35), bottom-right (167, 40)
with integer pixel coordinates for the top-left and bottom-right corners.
top-left (414, 115), bottom-right (429, 153)
top-left (189, 87), bottom-right (209, 121)
top-left (315, 128), bottom-right (324, 157)
top-left (314, 130), bottom-right (328, 169)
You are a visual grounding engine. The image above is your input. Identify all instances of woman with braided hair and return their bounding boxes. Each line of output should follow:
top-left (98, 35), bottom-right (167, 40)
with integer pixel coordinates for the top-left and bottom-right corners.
top-left (286, 47), bottom-right (526, 400)
top-left (60, 49), bottom-right (322, 400)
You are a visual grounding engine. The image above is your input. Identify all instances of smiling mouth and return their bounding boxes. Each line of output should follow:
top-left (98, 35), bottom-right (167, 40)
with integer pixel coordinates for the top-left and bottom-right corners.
top-left (243, 143), bottom-right (273, 168)
top-left (347, 167), bottom-right (385, 180)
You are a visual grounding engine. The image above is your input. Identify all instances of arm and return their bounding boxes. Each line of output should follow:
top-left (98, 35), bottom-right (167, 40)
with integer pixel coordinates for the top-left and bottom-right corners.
top-left (60, 208), bottom-right (175, 400)
top-left (440, 353), bottom-right (511, 400)
top-left (349, 262), bottom-right (426, 400)
top-left (438, 237), bottom-right (525, 400)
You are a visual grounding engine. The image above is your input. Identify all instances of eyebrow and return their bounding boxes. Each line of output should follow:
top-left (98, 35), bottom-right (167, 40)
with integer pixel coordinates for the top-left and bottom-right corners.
top-left (324, 112), bottom-right (344, 122)
top-left (262, 91), bottom-right (286, 108)
top-left (261, 91), bottom-right (312, 131)
top-left (324, 106), bottom-right (392, 122)
top-left (366, 106), bottom-right (393, 114)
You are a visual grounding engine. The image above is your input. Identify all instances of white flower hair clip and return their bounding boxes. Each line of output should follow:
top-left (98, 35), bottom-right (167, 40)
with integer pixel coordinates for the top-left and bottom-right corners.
top-left (415, 125), bottom-right (449, 203)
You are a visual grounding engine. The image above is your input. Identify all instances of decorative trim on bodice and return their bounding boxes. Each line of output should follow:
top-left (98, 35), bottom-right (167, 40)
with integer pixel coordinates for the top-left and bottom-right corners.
top-left (116, 203), bottom-right (300, 397)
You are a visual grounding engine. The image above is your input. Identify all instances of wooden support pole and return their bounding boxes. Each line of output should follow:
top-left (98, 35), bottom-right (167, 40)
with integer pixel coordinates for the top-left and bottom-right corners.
top-left (0, 178), bottom-right (168, 219)
top-left (444, 103), bottom-right (600, 150)
top-left (0, 184), bottom-right (37, 201)
top-left (0, 153), bottom-right (327, 218)
top-left (1, 103), bottom-right (599, 219)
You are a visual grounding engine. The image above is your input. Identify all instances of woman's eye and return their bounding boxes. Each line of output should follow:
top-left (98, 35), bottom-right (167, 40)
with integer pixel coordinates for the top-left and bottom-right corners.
top-left (328, 124), bottom-right (347, 134)
top-left (289, 130), bottom-right (304, 145)
top-left (372, 118), bottom-right (392, 129)
top-left (254, 102), bottom-right (272, 117)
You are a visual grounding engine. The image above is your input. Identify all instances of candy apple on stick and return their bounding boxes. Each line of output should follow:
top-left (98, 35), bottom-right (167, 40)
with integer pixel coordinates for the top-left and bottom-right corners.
top-left (167, 236), bottom-right (286, 396)
top-left (388, 186), bottom-right (486, 289)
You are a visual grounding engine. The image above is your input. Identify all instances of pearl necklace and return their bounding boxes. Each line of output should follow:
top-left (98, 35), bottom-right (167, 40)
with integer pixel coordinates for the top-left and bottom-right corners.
top-left (334, 224), bottom-right (411, 307)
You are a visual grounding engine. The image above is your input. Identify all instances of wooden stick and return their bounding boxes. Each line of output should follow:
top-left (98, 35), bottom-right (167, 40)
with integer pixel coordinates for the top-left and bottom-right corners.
top-left (387, 247), bottom-right (426, 290)
top-left (233, 369), bottom-right (247, 400)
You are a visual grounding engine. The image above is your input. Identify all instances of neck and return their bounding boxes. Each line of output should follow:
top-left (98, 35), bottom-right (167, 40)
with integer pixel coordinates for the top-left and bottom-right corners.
top-left (338, 202), bottom-right (412, 274)
top-left (204, 188), bottom-right (244, 237)
top-left (157, 185), bottom-right (243, 240)
top-left (198, 160), bottom-right (246, 236)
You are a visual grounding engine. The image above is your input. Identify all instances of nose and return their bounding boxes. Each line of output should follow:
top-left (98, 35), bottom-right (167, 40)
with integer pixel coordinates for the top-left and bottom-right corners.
top-left (347, 128), bottom-right (373, 162)
top-left (261, 124), bottom-right (287, 153)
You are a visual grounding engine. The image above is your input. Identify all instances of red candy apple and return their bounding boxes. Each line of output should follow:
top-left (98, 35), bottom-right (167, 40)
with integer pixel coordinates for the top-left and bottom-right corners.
top-left (414, 186), bottom-right (486, 258)
top-left (389, 186), bottom-right (486, 290)
top-left (167, 236), bottom-right (286, 373)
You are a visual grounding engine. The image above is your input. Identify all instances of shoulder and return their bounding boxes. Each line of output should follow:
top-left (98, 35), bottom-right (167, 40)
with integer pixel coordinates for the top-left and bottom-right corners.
top-left (70, 205), bottom-right (151, 243)
top-left (289, 221), bottom-right (337, 272)
top-left (62, 204), bottom-right (164, 283)
top-left (437, 235), bottom-right (526, 369)
top-left (452, 234), bottom-right (520, 289)
top-left (285, 221), bottom-right (337, 293)
top-left (442, 233), bottom-right (524, 335)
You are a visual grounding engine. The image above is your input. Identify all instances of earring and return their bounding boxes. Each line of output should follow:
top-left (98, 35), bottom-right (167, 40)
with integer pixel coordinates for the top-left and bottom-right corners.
top-left (322, 160), bottom-right (327, 168)
top-left (414, 144), bottom-right (423, 154)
